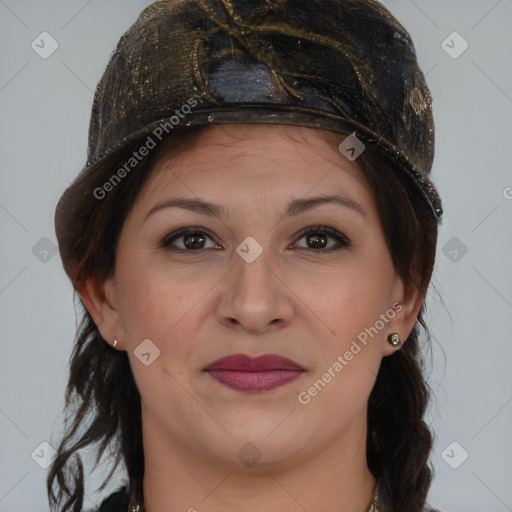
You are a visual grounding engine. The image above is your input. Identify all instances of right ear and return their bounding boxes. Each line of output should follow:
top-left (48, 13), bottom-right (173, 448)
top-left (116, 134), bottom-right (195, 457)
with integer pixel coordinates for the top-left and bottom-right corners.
top-left (77, 273), bottom-right (125, 350)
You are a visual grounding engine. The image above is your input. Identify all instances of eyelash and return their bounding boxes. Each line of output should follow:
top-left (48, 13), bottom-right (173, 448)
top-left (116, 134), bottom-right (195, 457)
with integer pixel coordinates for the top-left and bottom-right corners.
top-left (160, 225), bottom-right (351, 253)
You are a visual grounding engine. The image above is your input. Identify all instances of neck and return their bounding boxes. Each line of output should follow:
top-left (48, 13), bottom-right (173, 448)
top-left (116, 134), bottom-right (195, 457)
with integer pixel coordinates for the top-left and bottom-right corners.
top-left (140, 412), bottom-right (377, 512)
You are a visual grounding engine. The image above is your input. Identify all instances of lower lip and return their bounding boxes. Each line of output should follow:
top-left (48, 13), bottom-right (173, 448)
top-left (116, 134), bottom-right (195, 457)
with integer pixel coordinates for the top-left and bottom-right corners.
top-left (206, 370), bottom-right (304, 392)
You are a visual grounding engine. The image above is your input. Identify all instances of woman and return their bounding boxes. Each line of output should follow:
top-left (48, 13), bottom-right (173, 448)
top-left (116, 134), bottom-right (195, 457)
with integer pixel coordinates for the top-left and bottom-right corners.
top-left (49, 0), bottom-right (443, 511)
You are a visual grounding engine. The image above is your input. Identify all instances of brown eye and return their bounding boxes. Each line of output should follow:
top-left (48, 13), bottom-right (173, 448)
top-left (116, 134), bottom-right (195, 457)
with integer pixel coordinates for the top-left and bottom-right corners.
top-left (183, 232), bottom-right (206, 249)
top-left (161, 228), bottom-right (220, 251)
top-left (294, 226), bottom-right (351, 252)
top-left (306, 232), bottom-right (328, 249)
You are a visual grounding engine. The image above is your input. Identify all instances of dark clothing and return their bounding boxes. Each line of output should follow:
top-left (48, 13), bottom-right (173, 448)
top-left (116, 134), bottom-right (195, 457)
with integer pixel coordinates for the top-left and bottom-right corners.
top-left (97, 487), bottom-right (129, 511)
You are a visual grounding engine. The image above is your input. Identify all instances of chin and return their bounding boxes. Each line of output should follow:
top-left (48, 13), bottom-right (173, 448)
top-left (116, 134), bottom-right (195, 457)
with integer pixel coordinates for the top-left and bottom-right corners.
top-left (196, 422), bottom-right (310, 469)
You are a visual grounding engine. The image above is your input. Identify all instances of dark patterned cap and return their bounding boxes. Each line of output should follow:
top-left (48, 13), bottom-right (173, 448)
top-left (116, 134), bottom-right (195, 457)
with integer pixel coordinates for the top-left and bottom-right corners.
top-left (55, 0), bottom-right (442, 272)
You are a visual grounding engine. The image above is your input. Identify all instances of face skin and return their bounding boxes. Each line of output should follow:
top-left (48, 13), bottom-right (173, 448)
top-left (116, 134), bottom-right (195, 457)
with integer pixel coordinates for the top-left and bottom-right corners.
top-left (81, 124), bottom-right (422, 512)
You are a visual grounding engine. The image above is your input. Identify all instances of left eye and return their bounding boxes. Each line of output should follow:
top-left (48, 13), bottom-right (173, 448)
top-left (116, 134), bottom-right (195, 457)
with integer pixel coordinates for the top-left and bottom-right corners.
top-left (293, 226), bottom-right (351, 252)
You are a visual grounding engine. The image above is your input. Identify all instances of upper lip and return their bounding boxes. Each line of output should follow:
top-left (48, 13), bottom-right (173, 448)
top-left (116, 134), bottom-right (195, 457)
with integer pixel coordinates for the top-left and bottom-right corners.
top-left (204, 353), bottom-right (304, 372)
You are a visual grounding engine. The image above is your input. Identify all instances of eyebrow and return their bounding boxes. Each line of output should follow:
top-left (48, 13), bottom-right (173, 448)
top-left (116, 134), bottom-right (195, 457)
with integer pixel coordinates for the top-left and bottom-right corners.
top-left (144, 194), bottom-right (366, 222)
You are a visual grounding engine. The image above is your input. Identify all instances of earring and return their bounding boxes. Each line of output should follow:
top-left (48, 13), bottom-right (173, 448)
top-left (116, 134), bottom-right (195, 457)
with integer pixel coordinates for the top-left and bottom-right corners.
top-left (387, 333), bottom-right (401, 347)
top-left (112, 339), bottom-right (118, 349)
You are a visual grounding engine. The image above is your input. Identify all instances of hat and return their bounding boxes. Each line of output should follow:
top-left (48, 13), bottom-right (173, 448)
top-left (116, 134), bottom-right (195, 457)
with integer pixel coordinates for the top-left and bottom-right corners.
top-left (55, 0), bottom-right (442, 273)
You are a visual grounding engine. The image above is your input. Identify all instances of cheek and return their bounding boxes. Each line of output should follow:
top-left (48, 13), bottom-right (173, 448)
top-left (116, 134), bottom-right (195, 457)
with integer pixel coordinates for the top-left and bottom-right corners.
top-left (293, 254), bottom-right (395, 411)
top-left (296, 268), bottom-right (390, 417)
top-left (114, 264), bottom-right (184, 344)
top-left (294, 255), bottom-right (395, 340)
top-left (115, 270), bottom-right (198, 406)
top-left (114, 261), bottom-right (217, 374)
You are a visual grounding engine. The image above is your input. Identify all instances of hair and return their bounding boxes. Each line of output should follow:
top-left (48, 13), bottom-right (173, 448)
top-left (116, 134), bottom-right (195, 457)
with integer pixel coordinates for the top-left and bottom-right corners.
top-left (47, 125), bottom-right (438, 512)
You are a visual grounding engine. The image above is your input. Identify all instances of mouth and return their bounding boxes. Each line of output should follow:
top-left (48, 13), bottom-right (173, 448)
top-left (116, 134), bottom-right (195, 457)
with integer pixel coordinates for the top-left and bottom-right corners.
top-left (203, 353), bottom-right (305, 392)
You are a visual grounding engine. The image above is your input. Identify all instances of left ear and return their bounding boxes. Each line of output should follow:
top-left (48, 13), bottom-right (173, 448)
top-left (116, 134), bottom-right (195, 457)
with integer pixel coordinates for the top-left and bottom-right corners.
top-left (382, 274), bottom-right (424, 356)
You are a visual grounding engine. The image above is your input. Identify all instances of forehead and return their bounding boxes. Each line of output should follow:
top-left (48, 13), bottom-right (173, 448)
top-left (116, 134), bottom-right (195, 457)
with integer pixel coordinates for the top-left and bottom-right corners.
top-left (154, 124), bottom-right (364, 178)
top-left (131, 124), bottom-right (375, 217)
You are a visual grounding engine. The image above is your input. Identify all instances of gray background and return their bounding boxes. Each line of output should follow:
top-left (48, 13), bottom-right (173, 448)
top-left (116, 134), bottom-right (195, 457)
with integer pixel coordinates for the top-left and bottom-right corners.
top-left (1, 1), bottom-right (511, 511)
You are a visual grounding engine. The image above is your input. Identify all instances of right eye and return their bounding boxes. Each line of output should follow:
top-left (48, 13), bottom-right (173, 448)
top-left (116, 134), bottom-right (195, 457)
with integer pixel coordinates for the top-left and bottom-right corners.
top-left (161, 227), bottom-right (222, 252)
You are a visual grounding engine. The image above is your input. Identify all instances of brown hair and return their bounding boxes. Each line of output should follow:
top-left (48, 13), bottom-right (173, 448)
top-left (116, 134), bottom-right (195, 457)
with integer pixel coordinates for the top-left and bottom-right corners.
top-left (47, 126), bottom-right (437, 512)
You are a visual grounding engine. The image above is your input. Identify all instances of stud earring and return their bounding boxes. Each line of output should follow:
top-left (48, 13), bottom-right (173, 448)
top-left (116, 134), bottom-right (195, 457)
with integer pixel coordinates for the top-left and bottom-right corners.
top-left (387, 333), bottom-right (401, 347)
top-left (113, 339), bottom-right (118, 349)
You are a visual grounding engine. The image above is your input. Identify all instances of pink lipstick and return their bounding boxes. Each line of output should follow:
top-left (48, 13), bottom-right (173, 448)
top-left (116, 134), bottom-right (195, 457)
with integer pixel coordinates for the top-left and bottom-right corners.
top-left (204, 353), bottom-right (305, 392)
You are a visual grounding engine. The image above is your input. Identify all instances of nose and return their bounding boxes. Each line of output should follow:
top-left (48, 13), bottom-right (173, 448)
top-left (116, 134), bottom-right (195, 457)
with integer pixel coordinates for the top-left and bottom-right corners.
top-left (216, 245), bottom-right (295, 335)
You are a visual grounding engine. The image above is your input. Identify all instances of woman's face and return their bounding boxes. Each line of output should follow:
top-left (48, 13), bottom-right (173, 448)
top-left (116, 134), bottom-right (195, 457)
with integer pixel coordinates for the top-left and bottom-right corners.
top-left (86, 124), bottom-right (420, 469)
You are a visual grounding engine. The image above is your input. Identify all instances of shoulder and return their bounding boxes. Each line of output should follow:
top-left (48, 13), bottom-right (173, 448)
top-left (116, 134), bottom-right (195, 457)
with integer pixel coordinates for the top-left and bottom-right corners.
top-left (93, 486), bottom-right (129, 512)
